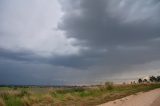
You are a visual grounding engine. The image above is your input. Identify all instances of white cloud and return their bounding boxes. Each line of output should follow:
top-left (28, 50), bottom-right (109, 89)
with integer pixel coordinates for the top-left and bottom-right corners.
top-left (0, 0), bottom-right (81, 57)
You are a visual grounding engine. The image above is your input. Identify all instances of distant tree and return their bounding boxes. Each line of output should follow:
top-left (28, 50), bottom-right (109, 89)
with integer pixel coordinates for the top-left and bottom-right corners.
top-left (123, 82), bottom-right (126, 85)
top-left (157, 76), bottom-right (160, 82)
top-left (149, 76), bottom-right (157, 82)
top-left (133, 81), bottom-right (136, 84)
top-left (143, 79), bottom-right (148, 82)
top-left (138, 78), bottom-right (142, 83)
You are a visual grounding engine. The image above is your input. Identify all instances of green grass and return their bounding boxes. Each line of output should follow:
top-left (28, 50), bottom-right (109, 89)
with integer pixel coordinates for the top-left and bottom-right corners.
top-left (0, 83), bottom-right (160, 106)
top-left (5, 96), bottom-right (22, 106)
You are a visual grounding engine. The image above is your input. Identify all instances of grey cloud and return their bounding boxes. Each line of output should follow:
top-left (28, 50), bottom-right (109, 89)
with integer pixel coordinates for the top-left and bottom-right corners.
top-left (1, 0), bottom-right (159, 71)
top-left (0, 59), bottom-right (98, 85)
top-left (0, 48), bottom-right (35, 61)
top-left (0, 60), bottom-right (69, 85)
top-left (58, 0), bottom-right (160, 71)
top-left (1, 0), bottom-right (160, 85)
top-left (48, 48), bottom-right (107, 68)
top-left (0, 47), bottom-right (106, 69)
top-left (59, 0), bottom-right (160, 47)
top-left (0, 48), bottom-right (51, 65)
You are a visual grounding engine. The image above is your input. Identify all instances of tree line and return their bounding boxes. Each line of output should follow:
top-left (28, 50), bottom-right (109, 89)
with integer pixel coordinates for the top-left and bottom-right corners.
top-left (138, 76), bottom-right (160, 83)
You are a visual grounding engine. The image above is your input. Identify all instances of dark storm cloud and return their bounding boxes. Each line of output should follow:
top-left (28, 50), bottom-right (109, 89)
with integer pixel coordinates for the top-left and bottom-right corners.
top-left (48, 48), bottom-right (107, 68)
top-left (59, 0), bottom-right (160, 46)
top-left (0, 47), bottom-right (106, 69)
top-left (0, 48), bottom-right (35, 61)
top-left (58, 0), bottom-right (160, 71)
top-left (0, 48), bottom-right (51, 65)
top-left (0, 60), bottom-right (67, 85)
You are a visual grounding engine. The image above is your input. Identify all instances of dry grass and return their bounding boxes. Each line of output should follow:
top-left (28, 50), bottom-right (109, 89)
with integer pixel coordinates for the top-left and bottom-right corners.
top-left (22, 94), bottom-right (54, 106)
top-left (0, 98), bottom-right (5, 106)
top-left (41, 94), bottom-right (53, 104)
top-left (21, 97), bottom-right (31, 106)
top-left (64, 93), bottom-right (75, 100)
top-left (0, 83), bottom-right (160, 106)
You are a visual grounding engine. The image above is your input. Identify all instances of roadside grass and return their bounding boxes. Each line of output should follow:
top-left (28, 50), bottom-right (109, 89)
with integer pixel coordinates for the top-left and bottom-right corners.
top-left (0, 97), bottom-right (5, 106)
top-left (5, 96), bottom-right (22, 106)
top-left (0, 83), bottom-right (160, 106)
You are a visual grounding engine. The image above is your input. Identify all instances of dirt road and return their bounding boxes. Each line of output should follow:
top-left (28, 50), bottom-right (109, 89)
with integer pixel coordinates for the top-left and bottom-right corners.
top-left (98, 88), bottom-right (160, 106)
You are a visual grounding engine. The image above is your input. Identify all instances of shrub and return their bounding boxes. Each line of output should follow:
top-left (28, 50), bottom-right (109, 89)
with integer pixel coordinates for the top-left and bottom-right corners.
top-left (54, 87), bottom-right (85, 95)
top-left (105, 82), bottom-right (113, 90)
top-left (13, 87), bottom-right (18, 90)
top-left (19, 90), bottom-right (30, 97)
top-left (72, 87), bottom-right (85, 92)
top-left (0, 91), bottom-right (9, 100)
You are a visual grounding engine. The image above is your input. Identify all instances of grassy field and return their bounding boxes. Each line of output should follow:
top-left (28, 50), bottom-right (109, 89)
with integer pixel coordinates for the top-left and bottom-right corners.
top-left (0, 83), bottom-right (160, 106)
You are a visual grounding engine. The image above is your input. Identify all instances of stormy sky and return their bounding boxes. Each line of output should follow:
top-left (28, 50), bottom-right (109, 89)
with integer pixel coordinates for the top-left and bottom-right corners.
top-left (0, 0), bottom-right (160, 85)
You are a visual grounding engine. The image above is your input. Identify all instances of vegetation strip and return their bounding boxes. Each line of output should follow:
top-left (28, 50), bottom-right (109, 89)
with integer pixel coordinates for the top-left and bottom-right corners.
top-left (0, 83), bottom-right (160, 106)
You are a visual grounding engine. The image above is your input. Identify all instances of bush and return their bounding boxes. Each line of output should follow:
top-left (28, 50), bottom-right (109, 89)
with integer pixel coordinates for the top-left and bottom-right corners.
top-left (0, 92), bottom-right (9, 100)
top-left (105, 82), bottom-right (113, 90)
top-left (19, 90), bottom-right (30, 97)
top-left (72, 87), bottom-right (85, 92)
top-left (56, 87), bottom-right (85, 94)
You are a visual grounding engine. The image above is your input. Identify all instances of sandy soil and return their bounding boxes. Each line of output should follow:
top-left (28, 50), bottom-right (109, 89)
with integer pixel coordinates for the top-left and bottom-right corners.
top-left (151, 95), bottom-right (160, 106)
top-left (98, 88), bottom-right (160, 106)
